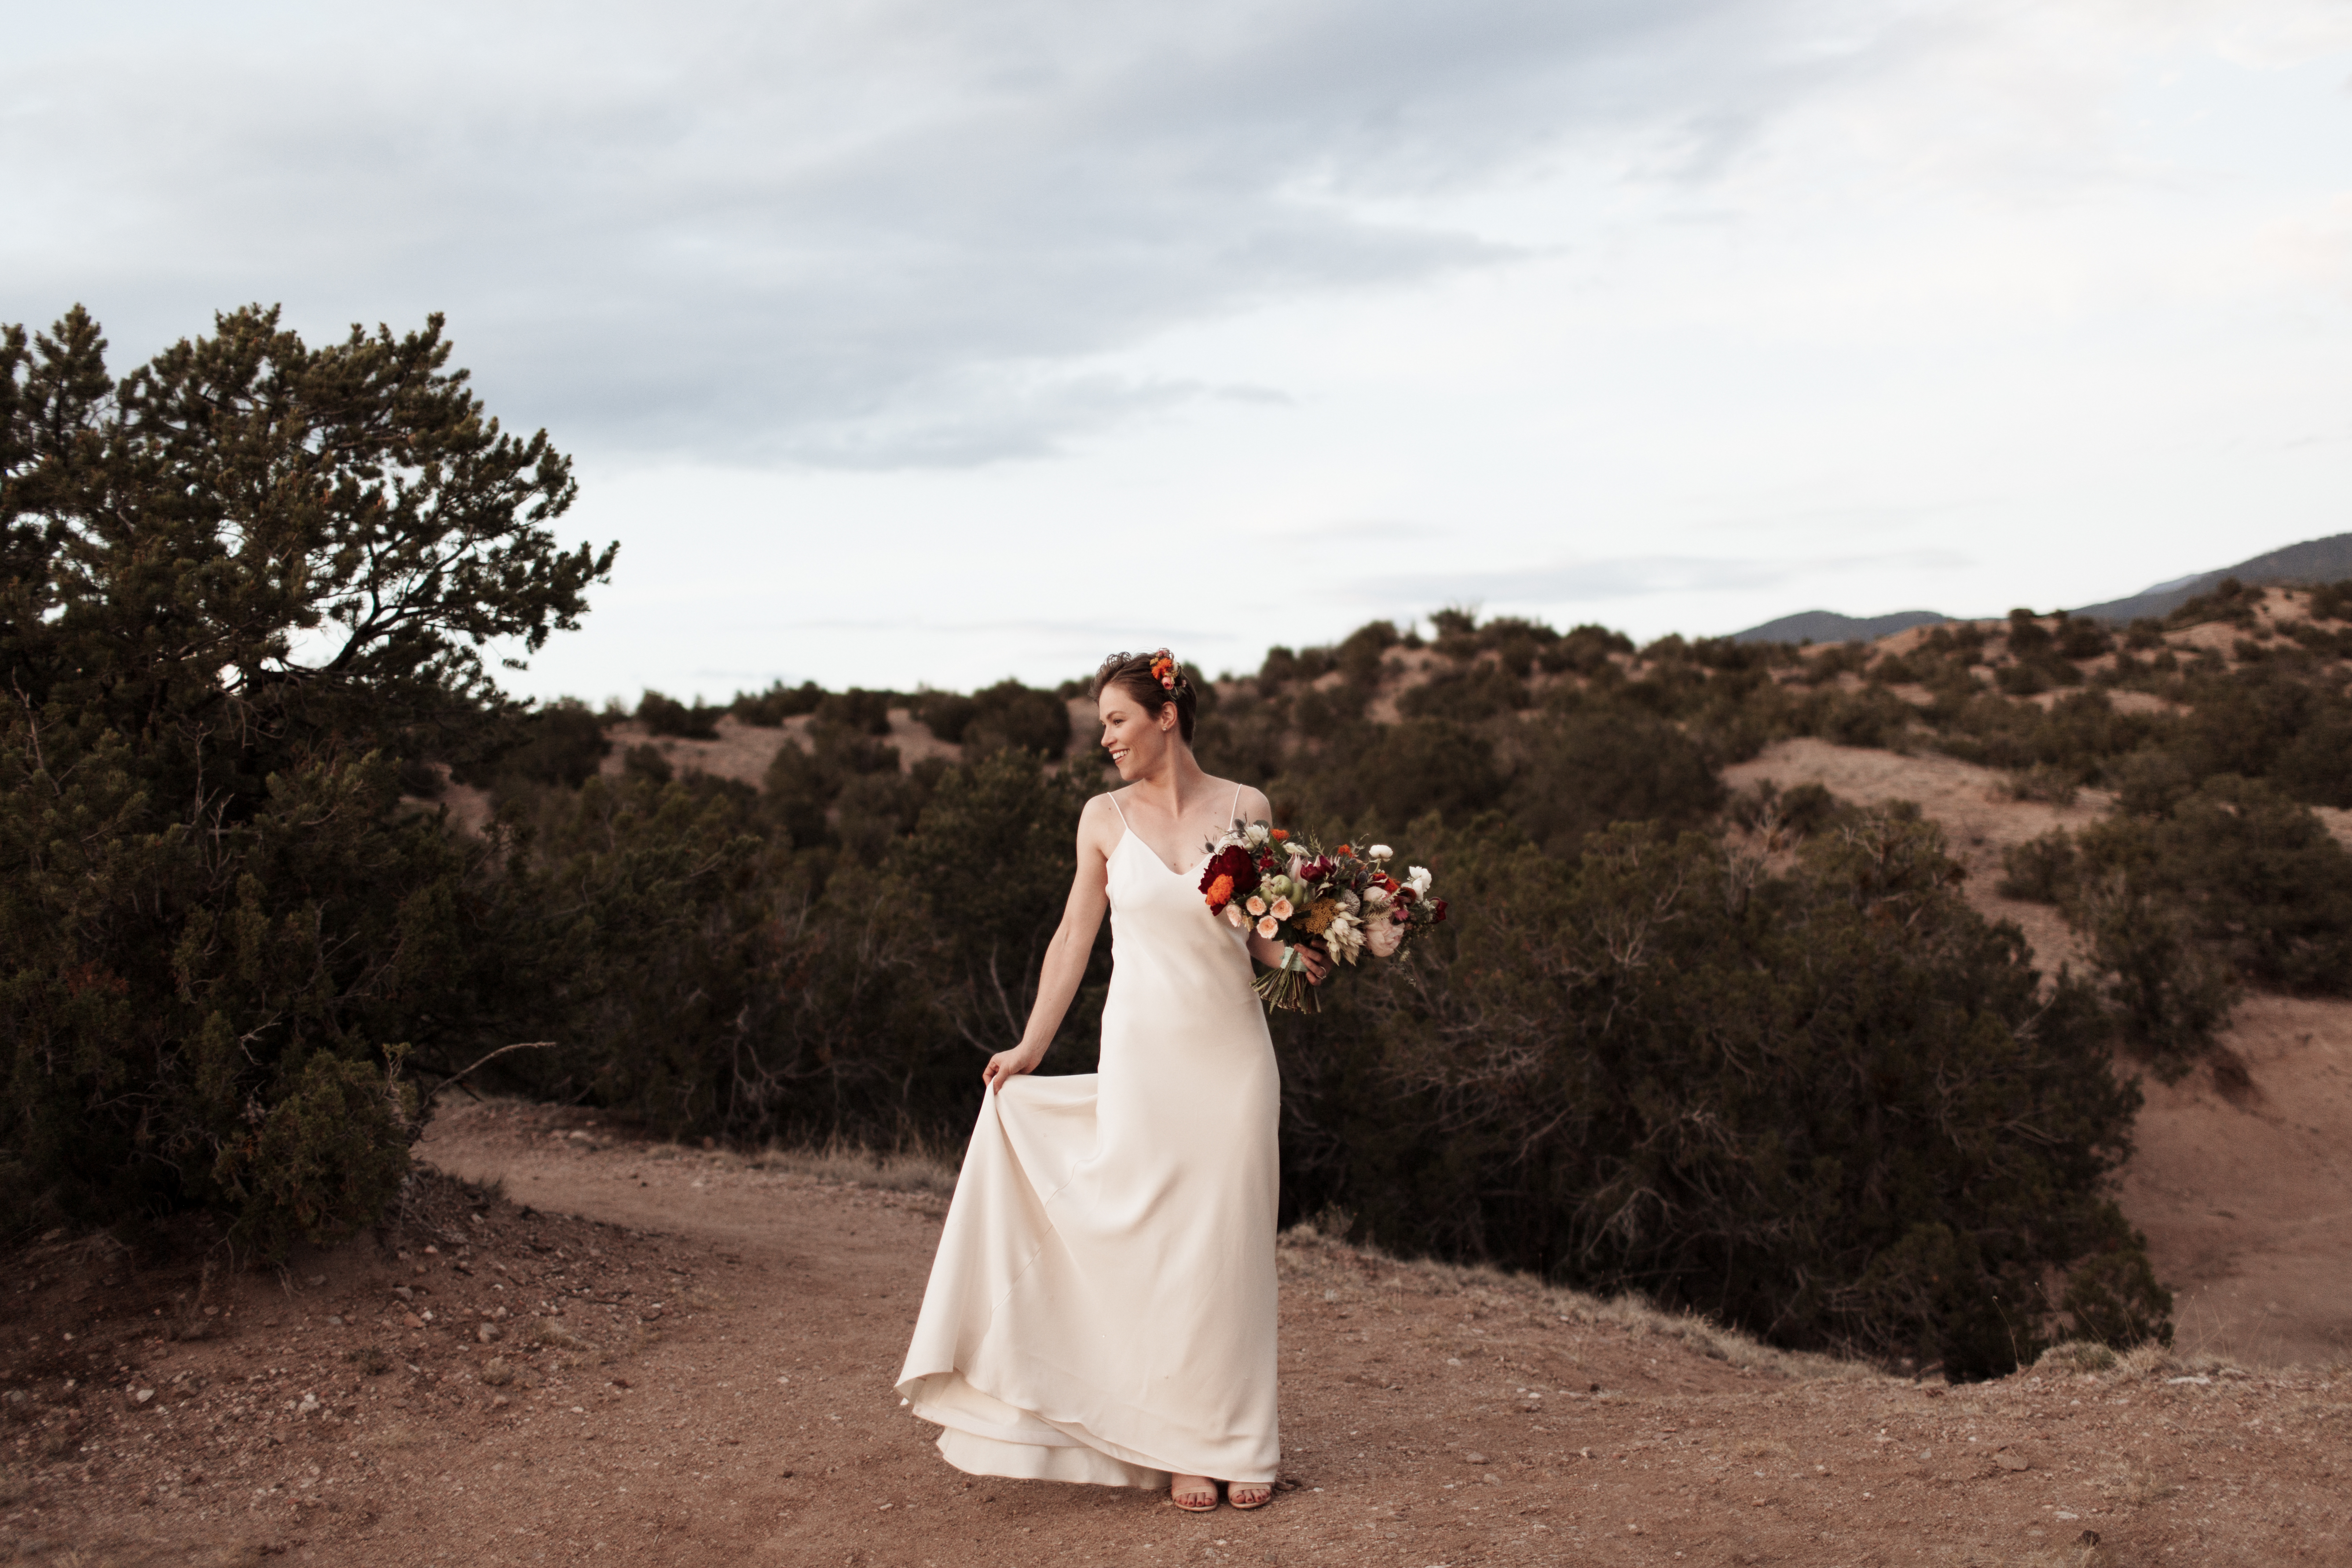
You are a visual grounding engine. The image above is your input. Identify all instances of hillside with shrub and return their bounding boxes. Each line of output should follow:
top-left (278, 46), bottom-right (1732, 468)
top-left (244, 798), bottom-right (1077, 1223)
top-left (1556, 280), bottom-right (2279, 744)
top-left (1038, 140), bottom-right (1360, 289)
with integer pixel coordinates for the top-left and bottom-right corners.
top-left (13, 307), bottom-right (2352, 1381)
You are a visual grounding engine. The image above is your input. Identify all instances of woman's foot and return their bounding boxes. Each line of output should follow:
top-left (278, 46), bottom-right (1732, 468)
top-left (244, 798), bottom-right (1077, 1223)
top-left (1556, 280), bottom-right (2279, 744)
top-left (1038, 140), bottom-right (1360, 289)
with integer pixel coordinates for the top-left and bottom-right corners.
top-left (1171, 1474), bottom-right (1218, 1511)
top-left (1227, 1481), bottom-right (1273, 1510)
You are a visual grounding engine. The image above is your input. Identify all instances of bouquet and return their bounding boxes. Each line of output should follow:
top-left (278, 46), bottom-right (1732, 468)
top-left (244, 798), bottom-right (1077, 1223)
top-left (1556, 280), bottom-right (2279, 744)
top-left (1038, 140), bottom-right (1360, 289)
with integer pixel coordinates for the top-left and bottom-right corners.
top-left (1198, 822), bottom-right (1447, 1013)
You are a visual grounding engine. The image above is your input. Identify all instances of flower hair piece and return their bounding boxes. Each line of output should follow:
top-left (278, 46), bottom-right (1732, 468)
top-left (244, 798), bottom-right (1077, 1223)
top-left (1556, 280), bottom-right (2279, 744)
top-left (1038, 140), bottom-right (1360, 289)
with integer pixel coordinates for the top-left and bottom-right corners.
top-left (1149, 649), bottom-right (1181, 692)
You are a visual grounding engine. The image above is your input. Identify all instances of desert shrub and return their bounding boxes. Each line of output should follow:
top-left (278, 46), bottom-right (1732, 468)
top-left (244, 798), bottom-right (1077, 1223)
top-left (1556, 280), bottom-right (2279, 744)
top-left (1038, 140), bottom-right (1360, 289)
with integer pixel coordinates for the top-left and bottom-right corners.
top-left (0, 304), bottom-right (611, 1250)
top-left (2071, 876), bottom-right (2240, 1082)
top-left (1798, 684), bottom-right (1916, 748)
top-left (2165, 576), bottom-right (2259, 630)
top-left (1396, 663), bottom-right (1527, 722)
top-left (1501, 706), bottom-right (1720, 857)
top-left (463, 700), bottom-right (609, 793)
top-left (1997, 831), bottom-right (2078, 902)
top-left (2308, 579), bottom-right (2352, 622)
top-left (1277, 718), bottom-right (1505, 828)
top-left (813, 687), bottom-right (895, 736)
top-left (2000, 763), bottom-right (2079, 806)
top-left (2055, 616), bottom-right (2113, 660)
top-left (2057, 1247), bottom-right (2174, 1350)
top-left (911, 690), bottom-right (979, 744)
top-left (1536, 623), bottom-right (1632, 675)
top-left (1275, 808), bottom-right (2158, 1377)
top-left (963, 680), bottom-right (1071, 757)
top-left (730, 681), bottom-right (824, 726)
top-left (2079, 774), bottom-right (2352, 993)
top-left (638, 689), bottom-right (722, 739)
top-left (621, 743), bottom-right (674, 784)
top-left (763, 724), bottom-right (904, 854)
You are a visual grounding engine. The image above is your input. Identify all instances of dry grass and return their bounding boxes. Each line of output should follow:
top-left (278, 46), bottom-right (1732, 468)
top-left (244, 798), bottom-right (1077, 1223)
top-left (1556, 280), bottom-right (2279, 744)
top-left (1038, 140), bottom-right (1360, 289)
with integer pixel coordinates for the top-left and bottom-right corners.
top-left (1273, 1221), bottom-right (1889, 1384)
top-left (746, 1136), bottom-right (960, 1197)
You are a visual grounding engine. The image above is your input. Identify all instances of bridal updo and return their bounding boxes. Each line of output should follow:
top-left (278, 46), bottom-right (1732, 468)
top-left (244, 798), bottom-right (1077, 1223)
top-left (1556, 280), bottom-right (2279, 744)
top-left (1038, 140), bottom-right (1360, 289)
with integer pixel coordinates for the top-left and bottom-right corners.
top-left (1092, 649), bottom-right (1198, 743)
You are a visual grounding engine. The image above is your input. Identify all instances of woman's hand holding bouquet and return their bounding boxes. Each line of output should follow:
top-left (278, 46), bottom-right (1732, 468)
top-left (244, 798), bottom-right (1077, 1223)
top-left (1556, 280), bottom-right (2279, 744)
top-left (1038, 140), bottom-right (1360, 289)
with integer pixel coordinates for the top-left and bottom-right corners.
top-left (1198, 822), bottom-right (1446, 1013)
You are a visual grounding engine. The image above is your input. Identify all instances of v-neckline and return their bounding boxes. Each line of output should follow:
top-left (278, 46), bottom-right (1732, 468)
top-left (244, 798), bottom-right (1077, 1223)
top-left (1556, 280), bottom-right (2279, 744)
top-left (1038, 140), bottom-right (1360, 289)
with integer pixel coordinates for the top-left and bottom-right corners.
top-left (1117, 827), bottom-right (1214, 879)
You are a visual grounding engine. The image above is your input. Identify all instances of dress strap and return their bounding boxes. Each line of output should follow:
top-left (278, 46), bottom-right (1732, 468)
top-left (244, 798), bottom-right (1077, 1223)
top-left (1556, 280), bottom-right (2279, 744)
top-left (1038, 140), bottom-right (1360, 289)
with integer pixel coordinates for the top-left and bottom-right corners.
top-left (1107, 790), bottom-right (1130, 828)
top-left (1229, 782), bottom-right (1244, 824)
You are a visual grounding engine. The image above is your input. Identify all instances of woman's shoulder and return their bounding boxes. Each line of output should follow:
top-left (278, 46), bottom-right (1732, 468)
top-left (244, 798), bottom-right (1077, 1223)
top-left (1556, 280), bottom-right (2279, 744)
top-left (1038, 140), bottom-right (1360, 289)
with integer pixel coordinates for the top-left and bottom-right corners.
top-left (1211, 777), bottom-right (1271, 820)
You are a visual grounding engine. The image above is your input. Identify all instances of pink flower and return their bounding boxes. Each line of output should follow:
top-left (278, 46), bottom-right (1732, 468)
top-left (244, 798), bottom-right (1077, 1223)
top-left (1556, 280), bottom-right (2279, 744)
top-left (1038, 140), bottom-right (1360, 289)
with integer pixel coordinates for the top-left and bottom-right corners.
top-left (1246, 894), bottom-right (1268, 917)
top-left (1224, 905), bottom-right (1249, 930)
top-left (1255, 916), bottom-right (1280, 939)
top-left (1365, 919), bottom-right (1406, 958)
top-left (1269, 897), bottom-right (1294, 920)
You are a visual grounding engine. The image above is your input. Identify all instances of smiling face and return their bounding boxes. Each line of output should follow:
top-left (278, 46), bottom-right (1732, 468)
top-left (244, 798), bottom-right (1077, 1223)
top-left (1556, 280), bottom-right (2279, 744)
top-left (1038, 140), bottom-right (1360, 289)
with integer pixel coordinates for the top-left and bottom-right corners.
top-left (1097, 685), bottom-right (1181, 781)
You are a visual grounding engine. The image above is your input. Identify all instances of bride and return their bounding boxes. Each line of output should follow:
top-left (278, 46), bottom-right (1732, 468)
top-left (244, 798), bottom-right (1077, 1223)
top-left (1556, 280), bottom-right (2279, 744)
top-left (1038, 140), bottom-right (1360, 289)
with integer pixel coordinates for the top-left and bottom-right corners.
top-left (895, 649), bottom-right (1327, 1513)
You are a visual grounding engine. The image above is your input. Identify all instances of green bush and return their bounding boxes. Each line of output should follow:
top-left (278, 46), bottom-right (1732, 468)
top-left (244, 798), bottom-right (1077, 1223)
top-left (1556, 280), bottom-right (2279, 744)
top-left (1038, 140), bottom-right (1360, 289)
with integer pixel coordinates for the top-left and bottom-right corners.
top-left (638, 689), bottom-right (722, 739)
top-left (2079, 775), bottom-right (2352, 993)
top-left (1, 304), bottom-right (612, 1251)
top-left (964, 680), bottom-right (1071, 757)
top-left (1275, 808), bottom-right (2159, 1376)
top-left (730, 681), bottom-right (824, 726)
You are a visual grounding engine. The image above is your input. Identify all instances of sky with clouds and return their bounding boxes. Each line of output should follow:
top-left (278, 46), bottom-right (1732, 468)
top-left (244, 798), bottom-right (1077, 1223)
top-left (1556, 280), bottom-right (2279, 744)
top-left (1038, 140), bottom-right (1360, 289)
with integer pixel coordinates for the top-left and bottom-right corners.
top-left (6, 0), bottom-right (2350, 699)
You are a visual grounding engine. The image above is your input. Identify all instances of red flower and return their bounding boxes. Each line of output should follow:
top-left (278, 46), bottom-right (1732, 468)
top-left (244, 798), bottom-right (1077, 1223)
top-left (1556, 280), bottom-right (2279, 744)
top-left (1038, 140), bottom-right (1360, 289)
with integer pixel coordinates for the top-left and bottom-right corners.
top-left (1429, 898), bottom-right (1448, 924)
top-left (1198, 845), bottom-right (1260, 910)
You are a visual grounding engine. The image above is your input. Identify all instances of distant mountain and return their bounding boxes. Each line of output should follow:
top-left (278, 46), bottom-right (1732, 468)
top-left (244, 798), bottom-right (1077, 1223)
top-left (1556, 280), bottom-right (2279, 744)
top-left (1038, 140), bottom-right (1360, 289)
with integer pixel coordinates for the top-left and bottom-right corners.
top-left (1728, 609), bottom-right (1949, 645)
top-left (1725, 531), bottom-right (2352, 645)
top-left (2070, 532), bottom-right (2352, 624)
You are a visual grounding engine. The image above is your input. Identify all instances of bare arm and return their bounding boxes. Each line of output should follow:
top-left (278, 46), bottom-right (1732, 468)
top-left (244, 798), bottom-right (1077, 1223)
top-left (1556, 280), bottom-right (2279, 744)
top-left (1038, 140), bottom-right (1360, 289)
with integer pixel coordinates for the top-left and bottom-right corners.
top-left (982, 794), bottom-right (1118, 1091)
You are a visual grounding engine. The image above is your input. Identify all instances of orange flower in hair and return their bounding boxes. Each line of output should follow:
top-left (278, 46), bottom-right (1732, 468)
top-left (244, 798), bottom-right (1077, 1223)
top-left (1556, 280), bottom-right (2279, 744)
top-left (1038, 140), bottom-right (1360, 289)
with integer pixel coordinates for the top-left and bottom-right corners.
top-left (1150, 649), bottom-right (1179, 691)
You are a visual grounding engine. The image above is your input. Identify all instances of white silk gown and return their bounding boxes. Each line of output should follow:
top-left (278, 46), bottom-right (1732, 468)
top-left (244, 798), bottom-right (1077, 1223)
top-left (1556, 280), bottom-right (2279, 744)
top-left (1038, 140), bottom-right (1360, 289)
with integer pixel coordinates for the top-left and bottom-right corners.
top-left (894, 801), bottom-right (1282, 1487)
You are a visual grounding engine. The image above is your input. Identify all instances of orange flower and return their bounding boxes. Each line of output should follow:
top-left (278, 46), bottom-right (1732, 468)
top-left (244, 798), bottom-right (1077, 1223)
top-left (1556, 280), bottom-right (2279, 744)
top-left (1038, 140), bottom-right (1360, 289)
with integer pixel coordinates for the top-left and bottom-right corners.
top-left (1270, 828), bottom-right (1288, 841)
top-left (1337, 843), bottom-right (1352, 856)
top-left (1203, 873), bottom-right (1234, 910)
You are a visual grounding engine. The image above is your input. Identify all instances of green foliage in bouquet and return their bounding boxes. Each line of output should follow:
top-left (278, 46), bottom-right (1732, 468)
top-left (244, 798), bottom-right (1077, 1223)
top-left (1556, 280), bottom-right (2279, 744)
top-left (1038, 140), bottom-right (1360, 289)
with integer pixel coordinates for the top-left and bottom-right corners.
top-left (0, 304), bottom-right (613, 1253)
top-left (1275, 806), bottom-right (2166, 1378)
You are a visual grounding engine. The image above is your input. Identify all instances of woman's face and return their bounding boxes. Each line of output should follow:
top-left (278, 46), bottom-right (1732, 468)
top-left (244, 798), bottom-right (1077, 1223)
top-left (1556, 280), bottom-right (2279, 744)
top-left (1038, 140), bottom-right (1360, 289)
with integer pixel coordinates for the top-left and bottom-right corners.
top-left (1098, 685), bottom-right (1178, 780)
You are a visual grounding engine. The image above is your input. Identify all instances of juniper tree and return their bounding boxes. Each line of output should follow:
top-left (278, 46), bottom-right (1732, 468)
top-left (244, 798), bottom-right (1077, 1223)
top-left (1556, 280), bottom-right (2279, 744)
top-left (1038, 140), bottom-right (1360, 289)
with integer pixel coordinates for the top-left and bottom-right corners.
top-left (1, 304), bottom-right (614, 1253)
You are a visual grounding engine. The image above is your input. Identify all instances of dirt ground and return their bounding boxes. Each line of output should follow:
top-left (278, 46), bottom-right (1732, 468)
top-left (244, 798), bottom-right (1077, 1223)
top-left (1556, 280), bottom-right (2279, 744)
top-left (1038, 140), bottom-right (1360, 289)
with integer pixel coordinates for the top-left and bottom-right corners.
top-left (1724, 738), bottom-right (2352, 1374)
top-left (8, 1099), bottom-right (2349, 1568)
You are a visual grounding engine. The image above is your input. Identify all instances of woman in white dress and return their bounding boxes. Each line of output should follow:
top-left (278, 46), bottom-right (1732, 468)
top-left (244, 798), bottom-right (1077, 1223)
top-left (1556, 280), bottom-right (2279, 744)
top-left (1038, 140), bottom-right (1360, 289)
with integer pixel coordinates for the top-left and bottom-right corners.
top-left (895, 649), bottom-right (1327, 1513)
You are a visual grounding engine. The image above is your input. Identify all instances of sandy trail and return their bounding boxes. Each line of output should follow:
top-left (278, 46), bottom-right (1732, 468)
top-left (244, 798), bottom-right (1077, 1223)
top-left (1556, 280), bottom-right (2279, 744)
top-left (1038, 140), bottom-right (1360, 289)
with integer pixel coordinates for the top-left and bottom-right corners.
top-left (12, 1097), bottom-right (2351, 1566)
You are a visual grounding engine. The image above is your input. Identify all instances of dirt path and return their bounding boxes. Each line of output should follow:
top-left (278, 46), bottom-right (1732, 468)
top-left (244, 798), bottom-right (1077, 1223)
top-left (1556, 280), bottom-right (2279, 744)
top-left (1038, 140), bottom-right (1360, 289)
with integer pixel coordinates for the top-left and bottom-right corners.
top-left (1726, 737), bottom-right (2352, 1372)
top-left (13, 1098), bottom-right (2349, 1568)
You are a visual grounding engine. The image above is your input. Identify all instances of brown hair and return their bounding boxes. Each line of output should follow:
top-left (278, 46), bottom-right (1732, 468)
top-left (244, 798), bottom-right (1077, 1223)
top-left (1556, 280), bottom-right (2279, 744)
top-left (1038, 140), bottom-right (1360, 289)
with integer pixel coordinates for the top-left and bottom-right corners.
top-left (1091, 649), bottom-right (1198, 743)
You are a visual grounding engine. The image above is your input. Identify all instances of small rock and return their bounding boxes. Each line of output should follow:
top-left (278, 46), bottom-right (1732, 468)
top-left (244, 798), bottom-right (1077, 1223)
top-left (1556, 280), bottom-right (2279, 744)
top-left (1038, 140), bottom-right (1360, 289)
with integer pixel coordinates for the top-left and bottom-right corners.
top-left (1462, 1452), bottom-right (1487, 1465)
top-left (389, 1286), bottom-right (414, 1304)
top-left (132, 1388), bottom-right (155, 1406)
top-left (491, 1393), bottom-right (510, 1408)
top-left (326, 1315), bottom-right (345, 1327)
top-left (481, 1359), bottom-right (516, 1388)
top-left (1995, 1451), bottom-right (2031, 1472)
top-left (305, 1275), bottom-right (326, 1287)
top-left (402, 1312), bottom-right (425, 1329)
top-left (476, 1323), bottom-right (503, 1345)
top-left (1482, 1473), bottom-right (1500, 1486)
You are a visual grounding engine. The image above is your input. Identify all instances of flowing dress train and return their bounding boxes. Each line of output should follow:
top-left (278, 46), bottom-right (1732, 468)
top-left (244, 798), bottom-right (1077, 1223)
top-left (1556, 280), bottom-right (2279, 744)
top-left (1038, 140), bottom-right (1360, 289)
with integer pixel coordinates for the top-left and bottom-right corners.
top-left (894, 790), bottom-right (1281, 1486)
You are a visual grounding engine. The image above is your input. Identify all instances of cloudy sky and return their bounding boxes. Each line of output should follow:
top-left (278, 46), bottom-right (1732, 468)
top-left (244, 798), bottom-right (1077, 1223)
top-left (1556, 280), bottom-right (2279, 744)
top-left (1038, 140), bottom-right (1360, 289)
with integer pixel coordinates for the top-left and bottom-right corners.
top-left (7, 0), bottom-right (2349, 700)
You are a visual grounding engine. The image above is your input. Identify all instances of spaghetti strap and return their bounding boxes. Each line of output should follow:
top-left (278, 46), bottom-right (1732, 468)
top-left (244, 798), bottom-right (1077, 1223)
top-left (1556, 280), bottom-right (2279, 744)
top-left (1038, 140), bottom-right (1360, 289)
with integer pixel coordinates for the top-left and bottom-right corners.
top-left (1229, 782), bottom-right (1244, 825)
top-left (1107, 791), bottom-right (1130, 828)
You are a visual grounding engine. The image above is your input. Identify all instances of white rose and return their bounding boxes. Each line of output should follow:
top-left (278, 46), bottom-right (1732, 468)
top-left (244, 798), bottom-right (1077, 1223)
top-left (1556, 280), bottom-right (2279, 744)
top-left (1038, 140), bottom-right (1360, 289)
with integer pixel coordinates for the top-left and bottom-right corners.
top-left (1362, 884), bottom-right (1392, 909)
top-left (1368, 844), bottom-right (1392, 860)
top-left (1407, 866), bottom-right (1432, 896)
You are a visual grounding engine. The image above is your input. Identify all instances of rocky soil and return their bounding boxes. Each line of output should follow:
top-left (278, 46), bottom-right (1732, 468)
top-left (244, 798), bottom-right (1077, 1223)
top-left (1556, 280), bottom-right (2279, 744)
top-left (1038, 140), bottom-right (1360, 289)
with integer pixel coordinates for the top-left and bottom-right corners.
top-left (6, 1099), bottom-right (2348, 1567)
